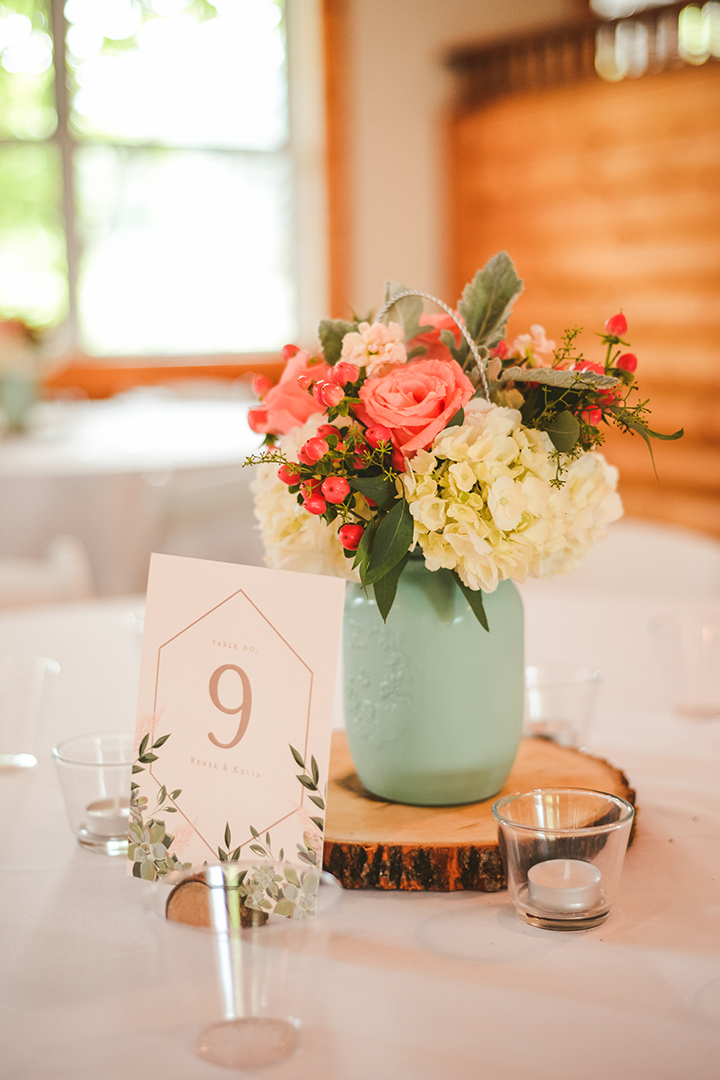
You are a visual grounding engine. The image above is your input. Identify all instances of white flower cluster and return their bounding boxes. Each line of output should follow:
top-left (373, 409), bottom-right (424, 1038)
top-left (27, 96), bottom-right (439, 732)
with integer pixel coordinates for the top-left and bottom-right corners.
top-left (251, 415), bottom-right (360, 582)
top-left (403, 400), bottom-right (623, 592)
top-left (340, 320), bottom-right (407, 377)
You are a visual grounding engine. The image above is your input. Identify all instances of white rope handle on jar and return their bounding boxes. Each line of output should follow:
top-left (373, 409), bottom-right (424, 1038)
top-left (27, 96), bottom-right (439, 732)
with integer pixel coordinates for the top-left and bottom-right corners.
top-left (376, 288), bottom-right (490, 400)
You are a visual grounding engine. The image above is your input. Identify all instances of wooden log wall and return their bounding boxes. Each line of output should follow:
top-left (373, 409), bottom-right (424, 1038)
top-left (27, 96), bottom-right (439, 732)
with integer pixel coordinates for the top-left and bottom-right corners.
top-left (446, 28), bottom-right (720, 538)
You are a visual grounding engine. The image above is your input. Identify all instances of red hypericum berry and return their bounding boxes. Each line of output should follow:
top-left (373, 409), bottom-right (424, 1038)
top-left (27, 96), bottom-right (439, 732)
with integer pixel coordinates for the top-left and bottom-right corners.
top-left (300, 478), bottom-right (321, 499)
top-left (297, 374), bottom-right (314, 391)
top-left (596, 392), bottom-right (617, 407)
top-left (321, 476), bottom-right (351, 504)
top-left (581, 408), bottom-right (602, 426)
top-left (303, 493), bottom-right (327, 515)
top-left (616, 352), bottom-right (637, 373)
top-left (297, 446), bottom-right (314, 466)
top-left (605, 312), bottom-right (627, 336)
top-left (391, 447), bottom-right (405, 471)
top-left (575, 360), bottom-right (605, 376)
top-left (253, 373), bottom-right (273, 399)
top-left (329, 361), bottom-right (359, 386)
top-left (316, 424), bottom-right (338, 439)
top-left (277, 464), bottom-right (300, 485)
top-left (320, 383), bottom-right (345, 407)
top-left (338, 523), bottom-right (364, 550)
top-left (364, 496), bottom-right (377, 508)
top-left (489, 340), bottom-right (508, 359)
top-left (312, 381), bottom-right (328, 404)
top-left (282, 343), bottom-right (300, 360)
top-left (303, 437), bottom-right (329, 462)
top-left (365, 424), bottom-right (393, 450)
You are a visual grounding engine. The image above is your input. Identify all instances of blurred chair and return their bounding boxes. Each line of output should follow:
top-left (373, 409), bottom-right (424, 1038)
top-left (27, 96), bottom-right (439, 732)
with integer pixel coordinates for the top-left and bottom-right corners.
top-left (0, 535), bottom-right (96, 610)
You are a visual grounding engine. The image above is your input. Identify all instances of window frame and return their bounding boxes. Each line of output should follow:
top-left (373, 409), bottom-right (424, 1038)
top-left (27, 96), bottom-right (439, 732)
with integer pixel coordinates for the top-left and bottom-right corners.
top-left (0, 0), bottom-right (329, 396)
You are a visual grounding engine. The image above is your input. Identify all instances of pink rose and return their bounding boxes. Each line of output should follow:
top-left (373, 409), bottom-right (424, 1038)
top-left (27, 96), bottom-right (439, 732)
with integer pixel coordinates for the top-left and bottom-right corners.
top-left (359, 359), bottom-right (474, 457)
top-left (248, 350), bottom-right (330, 436)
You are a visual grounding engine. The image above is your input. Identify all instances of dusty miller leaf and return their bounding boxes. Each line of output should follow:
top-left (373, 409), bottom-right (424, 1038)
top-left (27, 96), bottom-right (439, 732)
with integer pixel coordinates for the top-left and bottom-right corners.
top-left (457, 252), bottom-right (524, 349)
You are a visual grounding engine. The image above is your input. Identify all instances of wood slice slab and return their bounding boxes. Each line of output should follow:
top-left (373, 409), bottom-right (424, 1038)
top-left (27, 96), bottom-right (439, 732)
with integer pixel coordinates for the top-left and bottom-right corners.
top-left (322, 731), bottom-right (636, 892)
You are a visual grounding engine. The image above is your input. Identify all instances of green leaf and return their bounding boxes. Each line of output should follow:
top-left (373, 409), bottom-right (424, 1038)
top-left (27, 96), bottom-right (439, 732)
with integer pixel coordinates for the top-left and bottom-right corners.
top-left (289, 744), bottom-right (305, 769)
top-left (458, 252), bottom-right (524, 349)
top-left (352, 518), bottom-right (376, 575)
top-left (608, 409), bottom-right (683, 479)
top-left (499, 366), bottom-right (618, 389)
top-left (265, 832), bottom-right (271, 847)
top-left (158, 785), bottom-right (167, 803)
top-left (249, 844), bottom-right (266, 855)
top-left (382, 284), bottom-right (433, 342)
top-left (140, 860), bottom-right (156, 881)
top-left (444, 407), bottom-right (464, 429)
top-left (139, 753), bottom-right (158, 764)
top-left (349, 475), bottom-right (396, 509)
top-left (310, 755), bottom-right (319, 785)
top-left (138, 733), bottom-right (149, 757)
top-left (318, 318), bottom-right (356, 364)
top-left (224, 822), bottom-right (231, 849)
top-left (218, 848), bottom-right (228, 861)
top-left (164, 806), bottom-right (177, 813)
top-left (545, 410), bottom-right (581, 453)
top-left (285, 867), bottom-right (301, 887)
top-left (362, 500), bottom-right (414, 586)
top-left (250, 825), bottom-right (259, 839)
top-left (170, 789), bottom-right (182, 800)
top-left (273, 898), bottom-right (296, 918)
top-left (454, 576), bottom-right (490, 632)
top-left (149, 822), bottom-right (165, 844)
top-left (309, 794), bottom-right (325, 810)
top-left (372, 551), bottom-right (410, 622)
top-left (440, 328), bottom-right (463, 364)
top-left (297, 774), bottom-right (318, 790)
top-left (310, 816), bottom-right (325, 831)
top-left (152, 733), bottom-right (170, 749)
top-left (131, 764), bottom-right (144, 774)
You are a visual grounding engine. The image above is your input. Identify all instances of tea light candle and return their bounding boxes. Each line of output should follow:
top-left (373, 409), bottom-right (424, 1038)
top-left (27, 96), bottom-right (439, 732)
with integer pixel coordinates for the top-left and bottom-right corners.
top-left (527, 859), bottom-right (602, 914)
top-left (86, 797), bottom-right (130, 838)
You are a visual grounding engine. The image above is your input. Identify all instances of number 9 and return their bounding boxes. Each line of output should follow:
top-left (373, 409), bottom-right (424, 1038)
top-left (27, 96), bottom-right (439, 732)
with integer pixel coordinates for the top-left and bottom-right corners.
top-left (208, 664), bottom-right (252, 749)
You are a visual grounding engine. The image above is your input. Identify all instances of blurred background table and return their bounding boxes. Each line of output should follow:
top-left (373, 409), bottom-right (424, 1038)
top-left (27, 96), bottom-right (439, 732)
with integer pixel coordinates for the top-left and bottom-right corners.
top-left (1, 524), bottom-right (719, 1078)
top-left (0, 389), bottom-right (265, 596)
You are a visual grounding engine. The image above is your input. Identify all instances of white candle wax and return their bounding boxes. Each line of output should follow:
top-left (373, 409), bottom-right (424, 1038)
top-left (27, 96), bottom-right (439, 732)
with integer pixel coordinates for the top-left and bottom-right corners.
top-left (86, 797), bottom-right (130, 838)
top-left (527, 859), bottom-right (602, 914)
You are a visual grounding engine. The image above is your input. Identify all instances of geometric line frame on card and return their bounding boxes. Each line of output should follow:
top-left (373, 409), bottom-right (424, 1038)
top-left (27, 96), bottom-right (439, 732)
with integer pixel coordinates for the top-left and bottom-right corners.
top-left (150, 586), bottom-right (315, 859)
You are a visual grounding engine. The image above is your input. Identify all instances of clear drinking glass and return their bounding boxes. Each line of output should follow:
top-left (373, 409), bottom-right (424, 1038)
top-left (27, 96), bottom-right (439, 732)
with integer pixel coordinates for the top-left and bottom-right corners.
top-left (0, 655), bottom-right (60, 771)
top-left (524, 664), bottom-right (603, 748)
top-left (492, 788), bottom-right (635, 931)
top-left (147, 861), bottom-right (342, 1069)
top-left (646, 610), bottom-right (720, 720)
top-left (52, 731), bottom-right (133, 854)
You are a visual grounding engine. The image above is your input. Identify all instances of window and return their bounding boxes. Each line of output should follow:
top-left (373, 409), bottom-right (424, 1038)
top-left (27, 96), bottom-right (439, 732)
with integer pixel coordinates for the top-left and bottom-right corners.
top-left (0, 0), bottom-right (325, 358)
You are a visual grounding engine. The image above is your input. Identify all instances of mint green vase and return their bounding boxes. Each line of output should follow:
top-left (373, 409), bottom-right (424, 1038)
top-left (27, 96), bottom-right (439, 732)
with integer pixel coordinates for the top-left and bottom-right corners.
top-left (343, 561), bottom-right (524, 806)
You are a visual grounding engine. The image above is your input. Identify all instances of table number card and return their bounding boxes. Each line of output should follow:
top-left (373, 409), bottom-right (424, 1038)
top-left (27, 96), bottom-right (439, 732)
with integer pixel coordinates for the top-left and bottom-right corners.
top-left (128, 553), bottom-right (345, 880)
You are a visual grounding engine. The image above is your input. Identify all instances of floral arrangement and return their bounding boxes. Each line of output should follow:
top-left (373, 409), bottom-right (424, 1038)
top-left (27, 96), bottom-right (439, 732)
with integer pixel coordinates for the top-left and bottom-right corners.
top-left (247, 253), bottom-right (681, 627)
top-left (0, 317), bottom-right (43, 434)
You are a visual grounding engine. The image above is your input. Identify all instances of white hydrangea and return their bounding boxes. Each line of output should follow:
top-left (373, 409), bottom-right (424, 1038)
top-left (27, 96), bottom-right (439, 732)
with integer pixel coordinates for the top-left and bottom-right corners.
top-left (403, 402), bottom-right (623, 592)
top-left (250, 414), bottom-right (360, 581)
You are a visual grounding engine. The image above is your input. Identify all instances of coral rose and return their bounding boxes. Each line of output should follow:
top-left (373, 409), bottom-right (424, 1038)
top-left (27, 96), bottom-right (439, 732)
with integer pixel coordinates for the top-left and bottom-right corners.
top-left (248, 350), bottom-right (330, 436)
top-left (407, 312), bottom-right (461, 363)
top-left (359, 359), bottom-right (474, 457)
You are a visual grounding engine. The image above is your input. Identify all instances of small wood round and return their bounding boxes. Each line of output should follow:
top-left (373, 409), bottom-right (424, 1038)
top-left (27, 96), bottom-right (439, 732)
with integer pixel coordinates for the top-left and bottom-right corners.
top-left (322, 731), bottom-right (636, 892)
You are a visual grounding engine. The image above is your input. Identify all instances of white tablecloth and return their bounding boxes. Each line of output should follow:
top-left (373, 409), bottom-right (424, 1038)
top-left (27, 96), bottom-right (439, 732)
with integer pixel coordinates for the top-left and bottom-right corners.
top-left (1, 562), bottom-right (719, 1078)
top-left (0, 392), bottom-right (265, 595)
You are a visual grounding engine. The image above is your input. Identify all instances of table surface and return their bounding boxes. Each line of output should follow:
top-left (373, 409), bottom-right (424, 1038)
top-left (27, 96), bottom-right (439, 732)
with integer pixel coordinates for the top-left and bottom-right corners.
top-left (1, 567), bottom-right (720, 1079)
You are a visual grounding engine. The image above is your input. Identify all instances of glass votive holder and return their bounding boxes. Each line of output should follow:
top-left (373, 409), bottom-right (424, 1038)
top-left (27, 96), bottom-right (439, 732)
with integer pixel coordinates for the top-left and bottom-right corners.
top-left (646, 610), bottom-right (720, 721)
top-left (524, 664), bottom-right (603, 748)
top-left (147, 861), bottom-right (343, 1070)
top-left (492, 787), bottom-right (635, 931)
top-left (52, 731), bottom-right (133, 855)
top-left (0, 655), bottom-right (60, 771)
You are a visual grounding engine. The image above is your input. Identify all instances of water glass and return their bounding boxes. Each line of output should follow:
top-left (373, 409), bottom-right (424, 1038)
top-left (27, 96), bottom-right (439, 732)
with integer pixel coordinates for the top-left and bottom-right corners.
top-left (646, 610), bottom-right (720, 720)
top-left (492, 787), bottom-right (635, 931)
top-left (148, 861), bottom-right (342, 1069)
top-left (0, 655), bottom-right (60, 771)
top-left (524, 664), bottom-right (603, 748)
top-left (52, 732), bottom-right (133, 854)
